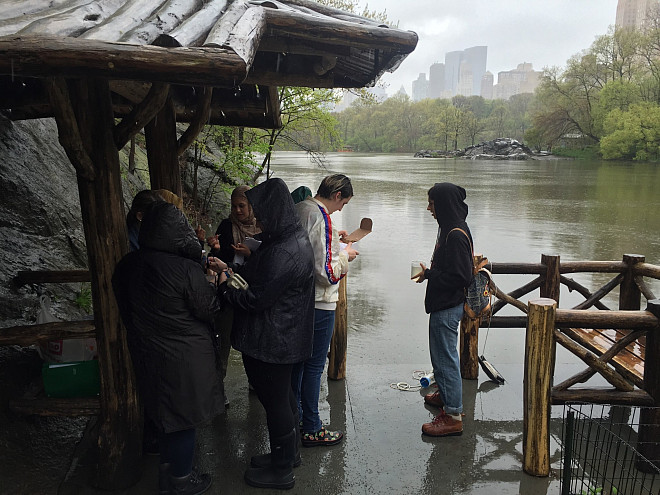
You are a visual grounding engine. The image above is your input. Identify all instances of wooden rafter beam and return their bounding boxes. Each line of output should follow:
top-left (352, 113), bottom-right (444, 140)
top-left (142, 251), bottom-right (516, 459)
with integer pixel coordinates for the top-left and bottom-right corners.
top-left (177, 86), bottom-right (213, 157)
top-left (43, 76), bottom-right (95, 181)
top-left (114, 81), bottom-right (170, 150)
top-left (0, 36), bottom-right (247, 88)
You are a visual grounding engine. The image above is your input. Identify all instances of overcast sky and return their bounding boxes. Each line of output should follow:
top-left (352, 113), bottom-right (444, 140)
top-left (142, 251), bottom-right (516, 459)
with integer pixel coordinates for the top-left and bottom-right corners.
top-left (373, 0), bottom-right (619, 96)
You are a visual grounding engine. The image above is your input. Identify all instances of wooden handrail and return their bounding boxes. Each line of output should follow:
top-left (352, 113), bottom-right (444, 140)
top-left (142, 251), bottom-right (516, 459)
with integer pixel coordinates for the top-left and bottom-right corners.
top-left (555, 309), bottom-right (658, 329)
top-left (0, 320), bottom-right (95, 347)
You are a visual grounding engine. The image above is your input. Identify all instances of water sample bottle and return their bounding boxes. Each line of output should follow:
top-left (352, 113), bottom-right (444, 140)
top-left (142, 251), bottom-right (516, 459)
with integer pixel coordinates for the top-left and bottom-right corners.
top-left (420, 372), bottom-right (435, 388)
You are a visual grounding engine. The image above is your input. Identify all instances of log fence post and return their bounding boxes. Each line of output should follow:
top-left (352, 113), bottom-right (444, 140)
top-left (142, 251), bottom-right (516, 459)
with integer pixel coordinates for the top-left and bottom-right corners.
top-left (540, 254), bottom-right (560, 303)
top-left (523, 298), bottom-right (556, 477)
top-left (637, 299), bottom-right (660, 472)
top-left (460, 254), bottom-right (483, 380)
top-left (328, 276), bottom-right (347, 380)
top-left (620, 254), bottom-right (644, 310)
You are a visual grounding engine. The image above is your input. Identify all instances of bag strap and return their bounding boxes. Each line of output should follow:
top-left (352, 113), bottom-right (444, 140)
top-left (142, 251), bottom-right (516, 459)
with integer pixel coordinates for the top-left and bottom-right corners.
top-left (446, 227), bottom-right (473, 257)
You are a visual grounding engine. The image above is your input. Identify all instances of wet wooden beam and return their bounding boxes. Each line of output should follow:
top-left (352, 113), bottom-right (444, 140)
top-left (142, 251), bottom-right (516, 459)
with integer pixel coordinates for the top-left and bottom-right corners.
top-left (551, 388), bottom-right (654, 406)
top-left (0, 320), bottom-right (96, 347)
top-left (114, 81), bottom-right (170, 150)
top-left (555, 309), bottom-right (658, 329)
top-left (177, 86), bottom-right (212, 157)
top-left (0, 36), bottom-right (247, 88)
top-left (145, 96), bottom-right (181, 197)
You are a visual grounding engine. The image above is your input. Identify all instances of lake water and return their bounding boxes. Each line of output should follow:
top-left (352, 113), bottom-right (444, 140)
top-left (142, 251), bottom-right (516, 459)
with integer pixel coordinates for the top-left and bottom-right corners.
top-left (269, 152), bottom-right (660, 365)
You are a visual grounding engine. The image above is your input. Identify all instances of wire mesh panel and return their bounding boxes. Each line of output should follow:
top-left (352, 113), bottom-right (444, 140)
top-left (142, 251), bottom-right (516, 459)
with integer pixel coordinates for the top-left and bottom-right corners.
top-left (561, 404), bottom-right (660, 495)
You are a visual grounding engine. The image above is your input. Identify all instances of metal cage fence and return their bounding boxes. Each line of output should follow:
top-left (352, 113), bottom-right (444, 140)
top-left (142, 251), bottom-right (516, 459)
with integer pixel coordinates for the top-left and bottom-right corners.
top-left (561, 404), bottom-right (660, 495)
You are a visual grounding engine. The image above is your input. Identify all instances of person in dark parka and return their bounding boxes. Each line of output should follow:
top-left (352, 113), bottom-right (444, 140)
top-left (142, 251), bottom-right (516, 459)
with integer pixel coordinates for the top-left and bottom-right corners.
top-left (412, 183), bottom-right (473, 438)
top-left (214, 178), bottom-right (315, 490)
top-left (113, 201), bottom-right (223, 495)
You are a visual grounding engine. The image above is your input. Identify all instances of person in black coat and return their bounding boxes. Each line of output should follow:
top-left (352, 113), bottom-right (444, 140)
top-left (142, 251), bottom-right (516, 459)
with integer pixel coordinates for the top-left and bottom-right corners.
top-left (413, 183), bottom-right (473, 438)
top-left (212, 178), bottom-right (315, 490)
top-left (113, 201), bottom-right (224, 495)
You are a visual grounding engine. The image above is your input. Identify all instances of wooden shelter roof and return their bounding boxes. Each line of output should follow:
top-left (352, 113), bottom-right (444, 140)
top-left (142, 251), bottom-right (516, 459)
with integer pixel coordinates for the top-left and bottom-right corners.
top-left (0, 0), bottom-right (418, 128)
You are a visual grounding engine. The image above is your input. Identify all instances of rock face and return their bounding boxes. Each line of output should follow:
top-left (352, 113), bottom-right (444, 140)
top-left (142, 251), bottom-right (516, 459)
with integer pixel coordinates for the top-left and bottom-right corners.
top-left (415, 138), bottom-right (536, 160)
top-left (0, 115), bottom-right (233, 328)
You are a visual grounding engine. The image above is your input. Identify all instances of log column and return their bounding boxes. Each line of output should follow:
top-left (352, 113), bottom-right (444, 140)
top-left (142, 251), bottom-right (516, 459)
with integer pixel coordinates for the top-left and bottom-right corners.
top-left (55, 77), bottom-right (141, 489)
top-left (523, 298), bottom-right (556, 477)
top-left (460, 254), bottom-right (483, 380)
top-left (328, 276), bottom-right (347, 380)
top-left (637, 299), bottom-right (660, 472)
top-left (145, 95), bottom-right (182, 197)
top-left (620, 254), bottom-right (644, 310)
top-left (540, 254), bottom-right (560, 303)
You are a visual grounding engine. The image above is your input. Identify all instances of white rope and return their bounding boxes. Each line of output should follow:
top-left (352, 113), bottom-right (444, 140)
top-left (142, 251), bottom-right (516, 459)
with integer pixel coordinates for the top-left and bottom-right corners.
top-left (389, 370), bottom-right (433, 392)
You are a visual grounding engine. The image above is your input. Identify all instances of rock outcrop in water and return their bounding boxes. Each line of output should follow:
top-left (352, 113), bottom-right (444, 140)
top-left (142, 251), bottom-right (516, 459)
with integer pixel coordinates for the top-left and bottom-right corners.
top-left (415, 138), bottom-right (536, 160)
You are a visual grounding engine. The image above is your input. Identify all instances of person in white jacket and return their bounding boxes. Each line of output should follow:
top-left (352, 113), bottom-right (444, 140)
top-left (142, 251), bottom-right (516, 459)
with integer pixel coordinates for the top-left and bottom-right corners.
top-left (292, 174), bottom-right (359, 447)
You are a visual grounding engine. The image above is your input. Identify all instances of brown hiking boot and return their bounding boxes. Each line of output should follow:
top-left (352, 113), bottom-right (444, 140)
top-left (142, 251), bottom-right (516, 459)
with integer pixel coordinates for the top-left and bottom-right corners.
top-left (424, 391), bottom-right (444, 408)
top-left (422, 412), bottom-right (463, 437)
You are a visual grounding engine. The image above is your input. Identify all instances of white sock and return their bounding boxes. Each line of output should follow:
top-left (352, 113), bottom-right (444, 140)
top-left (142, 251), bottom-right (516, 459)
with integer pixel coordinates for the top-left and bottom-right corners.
top-left (449, 413), bottom-right (462, 422)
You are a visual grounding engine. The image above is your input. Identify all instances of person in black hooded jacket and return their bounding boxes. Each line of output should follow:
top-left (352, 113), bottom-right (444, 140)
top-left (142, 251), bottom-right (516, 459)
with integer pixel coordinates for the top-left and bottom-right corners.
top-left (412, 182), bottom-right (473, 438)
top-left (113, 201), bottom-right (224, 495)
top-left (213, 178), bottom-right (315, 490)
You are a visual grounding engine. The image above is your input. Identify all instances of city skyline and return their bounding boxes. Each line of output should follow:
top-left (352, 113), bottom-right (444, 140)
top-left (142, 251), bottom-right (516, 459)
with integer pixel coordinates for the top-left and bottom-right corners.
top-left (375, 0), bottom-right (618, 97)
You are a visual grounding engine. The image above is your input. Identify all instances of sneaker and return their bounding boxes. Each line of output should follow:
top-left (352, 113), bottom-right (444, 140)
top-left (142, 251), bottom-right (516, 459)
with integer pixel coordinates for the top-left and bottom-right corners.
top-left (301, 426), bottom-right (343, 447)
top-left (422, 412), bottom-right (463, 437)
top-left (424, 391), bottom-right (444, 408)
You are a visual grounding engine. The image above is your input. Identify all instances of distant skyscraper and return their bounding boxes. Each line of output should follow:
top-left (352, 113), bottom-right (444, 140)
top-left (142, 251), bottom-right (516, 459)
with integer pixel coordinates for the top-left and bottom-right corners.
top-left (444, 51), bottom-right (463, 96)
top-left (412, 73), bottom-right (428, 101)
top-left (481, 71), bottom-right (494, 100)
top-left (428, 63), bottom-right (445, 98)
top-left (616, 0), bottom-right (659, 29)
top-left (492, 63), bottom-right (541, 100)
top-left (443, 46), bottom-right (488, 97)
top-left (463, 46), bottom-right (487, 96)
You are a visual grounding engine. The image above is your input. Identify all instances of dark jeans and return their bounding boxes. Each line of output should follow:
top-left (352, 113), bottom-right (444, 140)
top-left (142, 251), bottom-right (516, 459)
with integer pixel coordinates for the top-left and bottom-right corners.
top-left (242, 354), bottom-right (298, 439)
top-left (160, 428), bottom-right (196, 477)
top-left (291, 309), bottom-right (335, 433)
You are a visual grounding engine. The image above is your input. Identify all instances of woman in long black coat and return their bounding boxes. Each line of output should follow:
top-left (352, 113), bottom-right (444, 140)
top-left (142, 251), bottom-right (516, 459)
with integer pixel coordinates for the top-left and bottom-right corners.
top-left (213, 178), bottom-right (315, 490)
top-left (113, 201), bottom-right (223, 495)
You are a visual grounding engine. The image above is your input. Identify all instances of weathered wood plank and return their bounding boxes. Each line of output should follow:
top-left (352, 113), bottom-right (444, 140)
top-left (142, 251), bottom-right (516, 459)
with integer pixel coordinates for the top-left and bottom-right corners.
top-left (80, 0), bottom-right (165, 42)
top-left (0, 320), bottom-right (95, 347)
top-left (551, 388), bottom-right (654, 406)
top-left (120, 0), bottom-right (203, 45)
top-left (162, 0), bottom-right (229, 47)
top-left (0, 37), bottom-right (247, 88)
top-left (555, 309), bottom-right (658, 329)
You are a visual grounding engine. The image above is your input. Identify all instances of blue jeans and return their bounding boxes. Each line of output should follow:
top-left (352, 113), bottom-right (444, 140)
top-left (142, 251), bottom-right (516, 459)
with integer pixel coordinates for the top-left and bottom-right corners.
top-left (429, 303), bottom-right (464, 415)
top-left (291, 309), bottom-right (335, 433)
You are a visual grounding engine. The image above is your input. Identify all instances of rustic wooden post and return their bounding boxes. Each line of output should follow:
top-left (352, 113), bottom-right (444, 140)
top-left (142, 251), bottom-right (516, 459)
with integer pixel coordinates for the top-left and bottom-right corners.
top-left (540, 254), bottom-right (560, 303)
top-left (145, 95), bottom-right (182, 197)
top-left (523, 298), bottom-right (556, 477)
top-left (66, 78), bottom-right (142, 488)
top-left (637, 299), bottom-right (660, 472)
top-left (460, 254), bottom-right (482, 380)
top-left (328, 276), bottom-right (347, 380)
top-left (620, 254), bottom-right (644, 310)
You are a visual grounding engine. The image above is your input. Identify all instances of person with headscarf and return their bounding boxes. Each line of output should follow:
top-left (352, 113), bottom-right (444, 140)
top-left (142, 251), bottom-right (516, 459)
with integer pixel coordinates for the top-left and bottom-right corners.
top-left (113, 201), bottom-right (225, 495)
top-left (211, 178), bottom-right (315, 490)
top-left (207, 185), bottom-right (261, 265)
top-left (412, 182), bottom-right (473, 437)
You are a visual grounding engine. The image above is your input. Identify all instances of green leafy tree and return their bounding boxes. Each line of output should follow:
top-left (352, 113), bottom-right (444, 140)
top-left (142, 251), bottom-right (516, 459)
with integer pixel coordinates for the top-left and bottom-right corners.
top-left (600, 102), bottom-right (660, 160)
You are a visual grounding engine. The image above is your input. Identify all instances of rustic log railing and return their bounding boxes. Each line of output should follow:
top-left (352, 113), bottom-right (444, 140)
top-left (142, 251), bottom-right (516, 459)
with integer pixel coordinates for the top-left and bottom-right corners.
top-left (459, 254), bottom-right (660, 477)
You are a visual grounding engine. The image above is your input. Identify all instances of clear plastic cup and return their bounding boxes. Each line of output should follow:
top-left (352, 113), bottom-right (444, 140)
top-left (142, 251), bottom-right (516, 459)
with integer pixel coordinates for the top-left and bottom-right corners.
top-left (411, 261), bottom-right (424, 279)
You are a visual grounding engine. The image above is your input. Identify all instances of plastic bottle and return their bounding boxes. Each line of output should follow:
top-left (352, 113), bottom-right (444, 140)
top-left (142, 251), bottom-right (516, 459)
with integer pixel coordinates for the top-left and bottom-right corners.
top-left (420, 372), bottom-right (435, 388)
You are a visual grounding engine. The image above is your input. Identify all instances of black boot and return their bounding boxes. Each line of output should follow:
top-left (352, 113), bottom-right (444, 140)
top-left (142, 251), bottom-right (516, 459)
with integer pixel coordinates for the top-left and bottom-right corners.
top-left (158, 463), bottom-right (170, 495)
top-left (251, 419), bottom-right (301, 469)
top-left (169, 469), bottom-right (212, 495)
top-left (245, 428), bottom-right (296, 489)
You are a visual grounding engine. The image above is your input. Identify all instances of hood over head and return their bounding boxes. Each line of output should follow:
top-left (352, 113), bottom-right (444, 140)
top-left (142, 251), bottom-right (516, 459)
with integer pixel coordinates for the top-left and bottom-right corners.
top-left (138, 201), bottom-right (201, 261)
top-left (245, 178), bottom-right (299, 241)
top-left (428, 182), bottom-right (468, 229)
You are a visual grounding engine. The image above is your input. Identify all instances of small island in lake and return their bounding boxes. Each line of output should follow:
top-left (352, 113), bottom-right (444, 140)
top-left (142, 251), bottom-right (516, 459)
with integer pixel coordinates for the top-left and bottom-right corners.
top-left (415, 138), bottom-right (536, 160)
